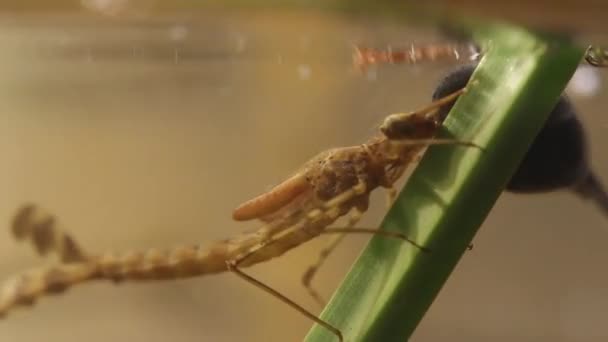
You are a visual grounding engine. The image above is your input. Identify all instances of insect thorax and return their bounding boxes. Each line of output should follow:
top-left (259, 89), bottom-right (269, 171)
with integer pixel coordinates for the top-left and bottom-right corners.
top-left (306, 146), bottom-right (383, 210)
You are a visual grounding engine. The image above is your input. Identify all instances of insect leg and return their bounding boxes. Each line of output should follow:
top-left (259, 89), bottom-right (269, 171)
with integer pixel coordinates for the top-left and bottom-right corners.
top-left (322, 228), bottom-right (430, 252)
top-left (301, 208), bottom-right (363, 307)
top-left (224, 181), bottom-right (371, 340)
top-left (389, 138), bottom-right (482, 150)
top-left (226, 263), bottom-right (343, 341)
top-left (407, 86), bottom-right (467, 116)
top-left (386, 186), bottom-right (397, 207)
top-left (12, 204), bottom-right (87, 263)
top-left (226, 234), bottom-right (344, 341)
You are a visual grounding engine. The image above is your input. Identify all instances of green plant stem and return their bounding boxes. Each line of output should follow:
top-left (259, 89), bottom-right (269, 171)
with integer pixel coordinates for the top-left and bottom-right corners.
top-left (305, 24), bottom-right (585, 342)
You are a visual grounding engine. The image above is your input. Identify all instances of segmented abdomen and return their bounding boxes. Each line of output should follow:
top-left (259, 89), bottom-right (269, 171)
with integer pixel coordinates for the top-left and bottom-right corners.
top-left (0, 219), bottom-right (318, 316)
top-left (1, 180), bottom-right (349, 317)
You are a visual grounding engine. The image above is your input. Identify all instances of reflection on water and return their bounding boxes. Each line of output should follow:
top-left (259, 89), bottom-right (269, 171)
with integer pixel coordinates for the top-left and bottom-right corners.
top-left (1, 9), bottom-right (607, 342)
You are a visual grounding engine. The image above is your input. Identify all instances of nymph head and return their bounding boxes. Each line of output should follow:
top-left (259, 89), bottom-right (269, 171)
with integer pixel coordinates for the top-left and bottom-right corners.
top-left (379, 112), bottom-right (439, 140)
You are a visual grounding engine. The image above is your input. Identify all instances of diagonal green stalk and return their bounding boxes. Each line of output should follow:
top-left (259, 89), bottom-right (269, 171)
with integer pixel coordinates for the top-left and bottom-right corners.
top-left (305, 24), bottom-right (585, 342)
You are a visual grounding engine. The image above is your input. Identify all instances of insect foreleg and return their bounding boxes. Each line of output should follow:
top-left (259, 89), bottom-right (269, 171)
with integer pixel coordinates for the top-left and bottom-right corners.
top-left (386, 186), bottom-right (397, 207)
top-left (389, 138), bottom-right (481, 149)
top-left (585, 45), bottom-right (608, 67)
top-left (322, 227), bottom-right (429, 252)
top-left (387, 87), bottom-right (467, 122)
top-left (301, 208), bottom-right (363, 307)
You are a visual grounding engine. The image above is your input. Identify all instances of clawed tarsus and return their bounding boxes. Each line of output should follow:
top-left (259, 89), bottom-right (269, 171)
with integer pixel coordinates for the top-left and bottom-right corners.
top-left (1, 80), bottom-right (477, 341)
top-left (585, 45), bottom-right (608, 67)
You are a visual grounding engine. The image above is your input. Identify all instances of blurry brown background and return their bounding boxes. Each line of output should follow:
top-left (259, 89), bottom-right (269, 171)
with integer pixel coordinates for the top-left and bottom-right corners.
top-left (1, 2), bottom-right (608, 342)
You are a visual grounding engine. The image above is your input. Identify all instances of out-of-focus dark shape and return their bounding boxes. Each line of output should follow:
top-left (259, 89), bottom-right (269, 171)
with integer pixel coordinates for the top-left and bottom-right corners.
top-left (432, 63), bottom-right (608, 217)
